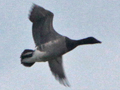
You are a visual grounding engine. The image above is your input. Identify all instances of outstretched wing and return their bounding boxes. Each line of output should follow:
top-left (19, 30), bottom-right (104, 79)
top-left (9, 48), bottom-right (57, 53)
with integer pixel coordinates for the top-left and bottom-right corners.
top-left (48, 56), bottom-right (70, 86)
top-left (29, 4), bottom-right (62, 47)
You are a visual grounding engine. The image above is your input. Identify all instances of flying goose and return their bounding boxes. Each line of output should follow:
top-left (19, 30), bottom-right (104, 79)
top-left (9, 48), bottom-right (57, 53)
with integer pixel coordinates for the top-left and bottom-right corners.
top-left (20, 4), bottom-right (101, 86)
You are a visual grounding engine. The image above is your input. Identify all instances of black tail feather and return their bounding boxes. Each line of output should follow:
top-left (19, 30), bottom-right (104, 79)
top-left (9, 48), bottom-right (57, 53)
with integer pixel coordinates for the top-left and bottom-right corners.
top-left (21, 62), bottom-right (35, 67)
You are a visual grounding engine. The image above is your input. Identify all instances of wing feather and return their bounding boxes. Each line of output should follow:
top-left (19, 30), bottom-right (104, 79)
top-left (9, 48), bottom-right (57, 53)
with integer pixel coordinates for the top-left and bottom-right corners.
top-left (29, 4), bottom-right (62, 46)
top-left (48, 56), bottom-right (70, 86)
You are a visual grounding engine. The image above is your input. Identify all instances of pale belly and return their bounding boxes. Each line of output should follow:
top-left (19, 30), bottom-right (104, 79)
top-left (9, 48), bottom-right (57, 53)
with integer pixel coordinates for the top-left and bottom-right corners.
top-left (22, 49), bottom-right (63, 63)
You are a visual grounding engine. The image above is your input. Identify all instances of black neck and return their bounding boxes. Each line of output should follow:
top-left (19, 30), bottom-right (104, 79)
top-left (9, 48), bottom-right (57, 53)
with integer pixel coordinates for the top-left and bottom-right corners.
top-left (65, 37), bottom-right (79, 51)
top-left (65, 37), bottom-right (101, 52)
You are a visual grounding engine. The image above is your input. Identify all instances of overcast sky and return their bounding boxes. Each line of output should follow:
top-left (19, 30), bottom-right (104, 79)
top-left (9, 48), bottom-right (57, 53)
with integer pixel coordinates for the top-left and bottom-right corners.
top-left (0, 0), bottom-right (120, 90)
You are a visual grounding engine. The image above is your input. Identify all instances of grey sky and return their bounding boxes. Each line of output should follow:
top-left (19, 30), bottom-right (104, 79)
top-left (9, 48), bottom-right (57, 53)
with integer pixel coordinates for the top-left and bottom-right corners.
top-left (0, 0), bottom-right (120, 90)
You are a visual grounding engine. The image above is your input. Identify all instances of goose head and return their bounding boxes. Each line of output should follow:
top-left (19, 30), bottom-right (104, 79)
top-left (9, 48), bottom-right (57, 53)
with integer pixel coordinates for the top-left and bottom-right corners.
top-left (79, 37), bottom-right (101, 44)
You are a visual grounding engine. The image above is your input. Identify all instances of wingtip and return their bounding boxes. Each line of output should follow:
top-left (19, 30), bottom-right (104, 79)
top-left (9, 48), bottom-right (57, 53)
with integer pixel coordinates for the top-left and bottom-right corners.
top-left (29, 4), bottom-right (47, 22)
top-left (62, 78), bottom-right (70, 87)
top-left (52, 72), bottom-right (70, 87)
top-left (32, 3), bottom-right (39, 8)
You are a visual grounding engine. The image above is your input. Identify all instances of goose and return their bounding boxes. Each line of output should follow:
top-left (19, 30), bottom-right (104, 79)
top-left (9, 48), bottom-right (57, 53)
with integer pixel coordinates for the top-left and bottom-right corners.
top-left (20, 4), bottom-right (101, 86)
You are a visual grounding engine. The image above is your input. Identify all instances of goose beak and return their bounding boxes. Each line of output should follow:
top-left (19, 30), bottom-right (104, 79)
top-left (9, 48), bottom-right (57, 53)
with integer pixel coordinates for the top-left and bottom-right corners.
top-left (97, 40), bottom-right (102, 43)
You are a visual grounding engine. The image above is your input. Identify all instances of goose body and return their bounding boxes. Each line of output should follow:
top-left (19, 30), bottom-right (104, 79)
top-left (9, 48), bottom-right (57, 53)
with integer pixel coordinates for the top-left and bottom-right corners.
top-left (20, 4), bottom-right (101, 86)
